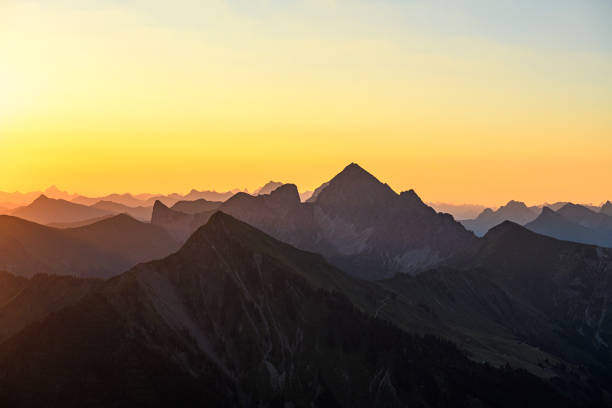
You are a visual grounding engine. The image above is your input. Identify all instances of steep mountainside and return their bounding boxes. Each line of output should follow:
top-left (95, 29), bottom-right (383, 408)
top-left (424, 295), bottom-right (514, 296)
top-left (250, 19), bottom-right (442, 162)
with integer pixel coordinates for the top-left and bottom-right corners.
top-left (0, 271), bottom-right (101, 343)
top-left (461, 200), bottom-right (539, 236)
top-left (11, 195), bottom-right (110, 225)
top-left (471, 222), bottom-right (612, 366)
top-left (307, 164), bottom-right (477, 278)
top-left (0, 213), bottom-right (573, 407)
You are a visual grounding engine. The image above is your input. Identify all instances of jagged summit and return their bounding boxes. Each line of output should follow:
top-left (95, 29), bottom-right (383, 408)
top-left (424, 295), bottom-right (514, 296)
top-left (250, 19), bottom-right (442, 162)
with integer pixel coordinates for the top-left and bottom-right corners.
top-left (602, 201), bottom-right (612, 216)
top-left (504, 200), bottom-right (529, 209)
top-left (400, 189), bottom-right (425, 204)
top-left (267, 183), bottom-right (300, 205)
top-left (254, 181), bottom-right (284, 195)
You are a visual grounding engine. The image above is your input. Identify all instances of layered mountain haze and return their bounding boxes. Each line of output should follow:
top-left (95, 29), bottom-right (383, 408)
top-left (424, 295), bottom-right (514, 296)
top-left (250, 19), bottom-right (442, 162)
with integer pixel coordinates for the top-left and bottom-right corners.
top-left (47, 214), bottom-right (115, 229)
top-left (0, 214), bottom-right (178, 278)
top-left (90, 200), bottom-right (153, 221)
top-left (152, 163), bottom-right (478, 279)
top-left (558, 203), bottom-right (612, 230)
top-left (182, 188), bottom-right (241, 202)
top-left (526, 207), bottom-right (612, 248)
top-left (427, 202), bottom-right (487, 220)
top-left (1, 163), bottom-right (611, 406)
top-left (0, 213), bottom-right (575, 407)
top-left (11, 195), bottom-right (111, 225)
top-left (253, 181), bottom-right (284, 195)
top-left (461, 200), bottom-right (540, 236)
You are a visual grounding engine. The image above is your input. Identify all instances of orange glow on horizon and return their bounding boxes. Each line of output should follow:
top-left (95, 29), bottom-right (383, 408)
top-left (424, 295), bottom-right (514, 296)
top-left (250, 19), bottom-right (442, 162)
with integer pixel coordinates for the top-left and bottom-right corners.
top-left (1, 1), bottom-right (611, 207)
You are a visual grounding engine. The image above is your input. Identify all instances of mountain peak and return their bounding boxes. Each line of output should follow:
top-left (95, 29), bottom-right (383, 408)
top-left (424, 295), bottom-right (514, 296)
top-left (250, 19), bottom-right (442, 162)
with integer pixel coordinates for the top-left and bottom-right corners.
top-left (268, 183), bottom-right (300, 206)
top-left (337, 162), bottom-right (374, 180)
top-left (504, 200), bottom-right (528, 209)
top-left (153, 199), bottom-right (169, 210)
top-left (399, 189), bottom-right (425, 206)
top-left (601, 201), bottom-right (612, 216)
top-left (484, 220), bottom-right (534, 241)
top-left (255, 181), bottom-right (284, 195)
top-left (540, 206), bottom-right (556, 215)
top-left (34, 194), bottom-right (50, 202)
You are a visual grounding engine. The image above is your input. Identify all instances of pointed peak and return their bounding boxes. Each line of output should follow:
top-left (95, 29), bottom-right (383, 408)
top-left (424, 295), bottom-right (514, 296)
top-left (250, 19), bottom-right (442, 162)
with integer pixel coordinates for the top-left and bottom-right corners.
top-left (337, 162), bottom-right (372, 178)
top-left (153, 200), bottom-right (169, 210)
top-left (327, 163), bottom-right (389, 191)
top-left (33, 194), bottom-right (51, 203)
top-left (399, 189), bottom-right (425, 205)
top-left (541, 206), bottom-right (556, 215)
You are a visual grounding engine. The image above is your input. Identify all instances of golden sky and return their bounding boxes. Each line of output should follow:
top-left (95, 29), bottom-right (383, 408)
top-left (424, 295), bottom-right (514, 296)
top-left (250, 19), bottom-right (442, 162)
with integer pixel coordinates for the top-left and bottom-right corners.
top-left (1, 0), bottom-right (611, 206)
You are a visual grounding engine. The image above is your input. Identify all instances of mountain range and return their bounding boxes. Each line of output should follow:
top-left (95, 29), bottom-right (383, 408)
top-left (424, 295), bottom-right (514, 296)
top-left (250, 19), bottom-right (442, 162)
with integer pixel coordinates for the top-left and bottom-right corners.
top-left (0, 213), bottom-right (586, 407)
top-left (0, 214), bottom-right (178, 278)
top-left (526, 206), bottom-right (612, 248)
top-left (152, 164), bottom-right (478, 280)
top-left (460, 200), bottom-right (540, 236)
top-left (1, 163), bottom-right (611, 406)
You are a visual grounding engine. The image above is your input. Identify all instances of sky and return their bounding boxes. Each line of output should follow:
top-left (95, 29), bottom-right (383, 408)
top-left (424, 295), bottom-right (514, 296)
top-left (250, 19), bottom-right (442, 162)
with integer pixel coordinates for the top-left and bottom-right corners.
top-left (1, 0), bottom-right (611, 206)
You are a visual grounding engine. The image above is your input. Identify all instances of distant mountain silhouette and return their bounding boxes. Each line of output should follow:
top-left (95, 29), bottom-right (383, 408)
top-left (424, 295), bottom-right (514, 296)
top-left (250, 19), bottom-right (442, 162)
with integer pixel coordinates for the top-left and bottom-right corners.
top-left (47, 214), bottom-right (115, 229)
top-left (182, 188), bottom-right (240, 202)
top-left (252, 180), bottom-right (284, 195)
top-left (602, 201), bottom-right (612, 217)
top-left (557, 203), bottom-right (612, 230)
top-left (525, 207), bottom-right (612, 247)
top-left (90, 200), bottom-right (152, 221)
top-left (170, 198), bottom-right (222, 214)
top-left (461, 200), bottom-right (540, 236)
top-left (0, 213), bottom-right (572, 407)
top-left (62, 214), bottom-right (180, 268)
top-left (0, 214), bottom-right (178, 278)
top-left (152, 163), bottom-right (477, 279)
top-left (427, 202), bottom-right (487, 220)
top-left (541, 201), bottom-right (601, 212)
top-left (11, 195), bottom-right (111, 225)
top-left (0, 191), bottom-right (41, 209)
top-left (42, 185), bottom-right (78, 201)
